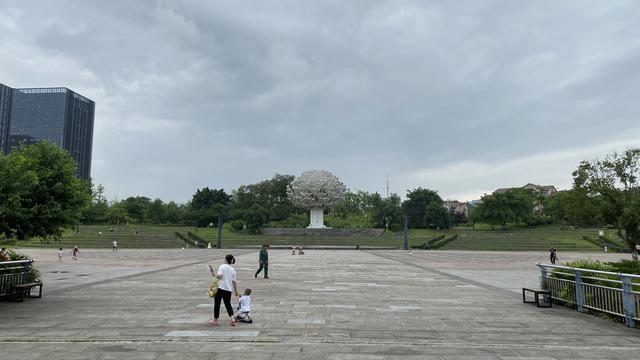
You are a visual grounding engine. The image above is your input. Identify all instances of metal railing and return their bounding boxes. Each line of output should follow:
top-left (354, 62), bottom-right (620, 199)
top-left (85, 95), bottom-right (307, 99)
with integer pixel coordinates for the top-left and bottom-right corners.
top-left (0, 260), bottom-right (33, 298)
top-left (537, 263), bottom-right (640, 327)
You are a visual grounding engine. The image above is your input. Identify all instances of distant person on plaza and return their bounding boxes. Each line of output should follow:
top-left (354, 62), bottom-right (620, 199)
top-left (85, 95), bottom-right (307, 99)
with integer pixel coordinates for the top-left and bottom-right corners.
top-left (1, 247), bottom-right (9, 260)
top-left (209, 254), bottom-right (239, 327)
top-left (549, 244), bottom-right (557, 264)
top-left (208, 242), bottom-right (212, 249)
top-left (0, 247), bottom-right (9, 261)
top-left (291, 245), bottom-right (296, 255)
top-left (112, 240), bottom-right (118, 252)
top-left (298, 245), bottom-right (304, 255)
top-left (236, 288), bottom-right (253, 323)
top-left (72, 246), bottom-right (80, 260)
top-left (255, 244), bottom-right (269, 279)
top-left (57, 248), bottom-right (63, 262)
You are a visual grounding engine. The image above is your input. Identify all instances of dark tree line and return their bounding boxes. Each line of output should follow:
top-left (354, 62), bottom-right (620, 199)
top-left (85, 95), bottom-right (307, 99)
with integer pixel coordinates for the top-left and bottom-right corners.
top-left (80, 174), bottom-right (297, 232)
top-left (8, 142), bottom-right (638, 260)
top-left (80, 180), bottom-right (457, 232)
top-left (470, 189), bottom-right (542, 228)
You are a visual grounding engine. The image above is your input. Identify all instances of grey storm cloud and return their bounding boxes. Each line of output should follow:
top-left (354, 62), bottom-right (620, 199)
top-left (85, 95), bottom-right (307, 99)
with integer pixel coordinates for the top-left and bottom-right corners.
top-left (1, 0), bottom-right (640, 202)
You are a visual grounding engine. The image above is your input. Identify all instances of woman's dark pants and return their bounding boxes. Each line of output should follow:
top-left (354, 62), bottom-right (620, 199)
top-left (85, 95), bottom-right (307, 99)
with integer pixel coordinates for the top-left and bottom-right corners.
top-left (214, 288), bottom-right (234, 319)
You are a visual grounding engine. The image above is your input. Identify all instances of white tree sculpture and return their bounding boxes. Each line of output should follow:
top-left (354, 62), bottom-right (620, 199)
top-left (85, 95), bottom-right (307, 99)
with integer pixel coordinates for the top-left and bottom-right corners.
top-left (287, 169), bottom-right (347, 228)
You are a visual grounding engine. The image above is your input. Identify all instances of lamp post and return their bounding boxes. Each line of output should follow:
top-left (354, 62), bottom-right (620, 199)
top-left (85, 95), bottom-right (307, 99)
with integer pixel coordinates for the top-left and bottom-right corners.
top-left (217, 213), bottom-right (223, 249)
top-left (403, 215), bottom-right (408, 250)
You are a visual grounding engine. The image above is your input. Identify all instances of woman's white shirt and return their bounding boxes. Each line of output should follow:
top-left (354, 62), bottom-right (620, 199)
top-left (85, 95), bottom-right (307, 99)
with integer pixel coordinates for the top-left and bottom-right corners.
top-left (216, 264), bottom-right (236, 292)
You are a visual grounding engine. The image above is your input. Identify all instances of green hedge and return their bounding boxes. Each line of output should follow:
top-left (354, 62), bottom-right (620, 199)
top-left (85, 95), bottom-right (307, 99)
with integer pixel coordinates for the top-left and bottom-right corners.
top-left (432, 235), bottom-right (459, 249)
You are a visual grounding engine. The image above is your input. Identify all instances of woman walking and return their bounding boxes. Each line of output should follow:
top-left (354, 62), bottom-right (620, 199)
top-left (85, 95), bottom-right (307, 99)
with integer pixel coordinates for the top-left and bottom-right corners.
top-left (209, 254), bottom-right (239, 326)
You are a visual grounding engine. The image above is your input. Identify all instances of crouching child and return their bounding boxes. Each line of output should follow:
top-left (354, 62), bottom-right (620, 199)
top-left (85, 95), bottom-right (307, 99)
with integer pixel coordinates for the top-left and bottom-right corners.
top-left (236, 288), bottom-right (253, 323)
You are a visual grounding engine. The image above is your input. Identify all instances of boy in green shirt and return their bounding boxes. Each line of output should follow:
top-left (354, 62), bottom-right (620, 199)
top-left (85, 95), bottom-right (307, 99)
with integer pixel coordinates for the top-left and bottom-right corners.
top-left (255, 244), bottom-right (269, 279)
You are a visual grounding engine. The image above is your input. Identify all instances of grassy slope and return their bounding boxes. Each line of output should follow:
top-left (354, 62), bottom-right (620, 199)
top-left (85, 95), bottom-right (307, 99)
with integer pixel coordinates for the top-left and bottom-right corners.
top-left (17, 224), bottom-right (628, 251)
top-left (21, 224), bottom-right (188, 248)
top-left (407, 226), bottom-right (625, 251)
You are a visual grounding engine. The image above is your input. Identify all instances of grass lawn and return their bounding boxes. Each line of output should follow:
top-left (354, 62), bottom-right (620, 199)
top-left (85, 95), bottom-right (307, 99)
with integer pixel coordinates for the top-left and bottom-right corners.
top-left (406, 226), bottom-right (619, 251)
top-left (11, 224), bottom-right (628, 252)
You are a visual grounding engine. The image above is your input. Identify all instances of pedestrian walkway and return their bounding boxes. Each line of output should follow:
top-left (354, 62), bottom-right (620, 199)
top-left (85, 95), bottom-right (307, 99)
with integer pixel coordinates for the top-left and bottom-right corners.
top-left (0, 249), bottom-right (636, 359)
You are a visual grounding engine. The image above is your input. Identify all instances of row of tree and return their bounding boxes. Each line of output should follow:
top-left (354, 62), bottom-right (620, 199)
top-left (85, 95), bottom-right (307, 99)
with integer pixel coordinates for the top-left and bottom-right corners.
top-left (2, 142), bottom-right (639, 259)
top-left (470, 189), bottom-right (544, 227)
top-left (468, 148), bottom-right (640, 259)
top-left (81, 181), bottom-right (459, 232)
top-left (80, 174), bottom-right (296, 232)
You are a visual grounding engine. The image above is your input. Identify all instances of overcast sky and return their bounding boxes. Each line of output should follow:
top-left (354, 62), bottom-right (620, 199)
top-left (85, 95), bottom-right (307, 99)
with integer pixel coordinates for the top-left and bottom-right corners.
top-left (1, 0), bottom-right (639, 203)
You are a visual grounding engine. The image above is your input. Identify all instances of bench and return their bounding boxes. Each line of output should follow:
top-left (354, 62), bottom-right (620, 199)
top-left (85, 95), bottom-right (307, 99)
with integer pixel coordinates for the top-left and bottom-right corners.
top-left (522, 288), bottom-right (551, 308)
top-left (10, 282), bottom-right (43, 302)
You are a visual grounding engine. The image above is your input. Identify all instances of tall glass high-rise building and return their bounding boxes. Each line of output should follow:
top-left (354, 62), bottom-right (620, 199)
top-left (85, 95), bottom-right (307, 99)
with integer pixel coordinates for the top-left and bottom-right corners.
top-left (0, 83), bottom-right (12, 153)
top-left (0, 83), bottom-right (95, 179)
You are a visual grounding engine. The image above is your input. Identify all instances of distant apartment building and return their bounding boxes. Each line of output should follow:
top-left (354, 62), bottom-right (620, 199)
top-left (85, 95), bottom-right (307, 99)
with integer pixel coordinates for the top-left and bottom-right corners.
top-left (0, 83), bottom-right (95, 178)
top-left (444, 200), bottom-right (469, 218)
top-left (493, 183), bottom-right (557, 197)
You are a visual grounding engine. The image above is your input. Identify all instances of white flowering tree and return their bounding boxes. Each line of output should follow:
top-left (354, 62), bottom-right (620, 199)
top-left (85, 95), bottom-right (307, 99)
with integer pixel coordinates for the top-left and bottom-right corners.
top-left (287, 169), bottom-right (347, 228)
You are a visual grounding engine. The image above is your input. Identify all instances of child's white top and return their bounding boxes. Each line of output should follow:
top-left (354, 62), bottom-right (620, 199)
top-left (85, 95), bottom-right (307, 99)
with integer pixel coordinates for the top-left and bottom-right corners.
top-left (57, 250), bottom-right (63, 256)
top-left (238, 295), bottom-right (251, 313)
top-left (216, 264), bottom-right (236, 292)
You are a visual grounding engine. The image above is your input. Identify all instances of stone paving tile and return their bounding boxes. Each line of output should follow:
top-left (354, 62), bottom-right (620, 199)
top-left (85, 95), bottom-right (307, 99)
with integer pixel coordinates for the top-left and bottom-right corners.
top-left (213, 353), bottom-right (273, 360)
top-left (1, 249), bottom-right (639, 359)
top-left (98, 351), bottom-right (160, 360)
top-left (387, 356), bottom-right (444, 360)
top-left (156, 353), bottom-right (217, 360)
top-left (329, 355), bottom-right (386, 360)
top-left (442, 356), bottom-right (501, 360)
top-left (498, 357), bottom-right (555, 360)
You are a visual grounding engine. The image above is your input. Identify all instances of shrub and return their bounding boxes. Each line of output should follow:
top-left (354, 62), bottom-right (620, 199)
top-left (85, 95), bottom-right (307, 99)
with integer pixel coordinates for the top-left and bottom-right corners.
top-left (229, 220), bottom-right (245, 231)
top-left (187, 231), bottom-right (206, 248)
top-left (288, 214), bottom-right (310, 228)
top-left (174, 232), bottom-right (196, 247)
top-left (565, 259), bottom-right (640, 275)
top-left (547, 258), bottom-right (640, 316)
top-left (551, 259), bottom-right (640, 291)
top-left (267, 214), bottom-right (309, 228)
top-left (388, 223), bottom-right (402, 232)
top-left (428, 234), bottom-right (446, 245)
top-left (5, 250), bottom-right (40, 282)
top-left (187, 231), bottom-right (204, 242)
top-left (607, 259), bottom-right (640, 275)
top-left (565, 259), bottom-right (612, 272)
top-left (244, 204), bottom-right (268, 233)
top-left (432, 235), bottom-right (459, 249)
top-left (411, 235), bottom-right (446, 249)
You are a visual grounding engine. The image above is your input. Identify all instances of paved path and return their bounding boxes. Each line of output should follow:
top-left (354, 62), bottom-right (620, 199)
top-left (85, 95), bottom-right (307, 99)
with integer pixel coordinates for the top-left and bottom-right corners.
top-left (0, 249), bottom-right (637, 359)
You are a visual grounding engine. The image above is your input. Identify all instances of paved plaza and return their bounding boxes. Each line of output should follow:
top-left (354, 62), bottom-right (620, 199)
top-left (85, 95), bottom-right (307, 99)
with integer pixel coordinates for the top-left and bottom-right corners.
top-left (1, 248), bottom-right (638, 359)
